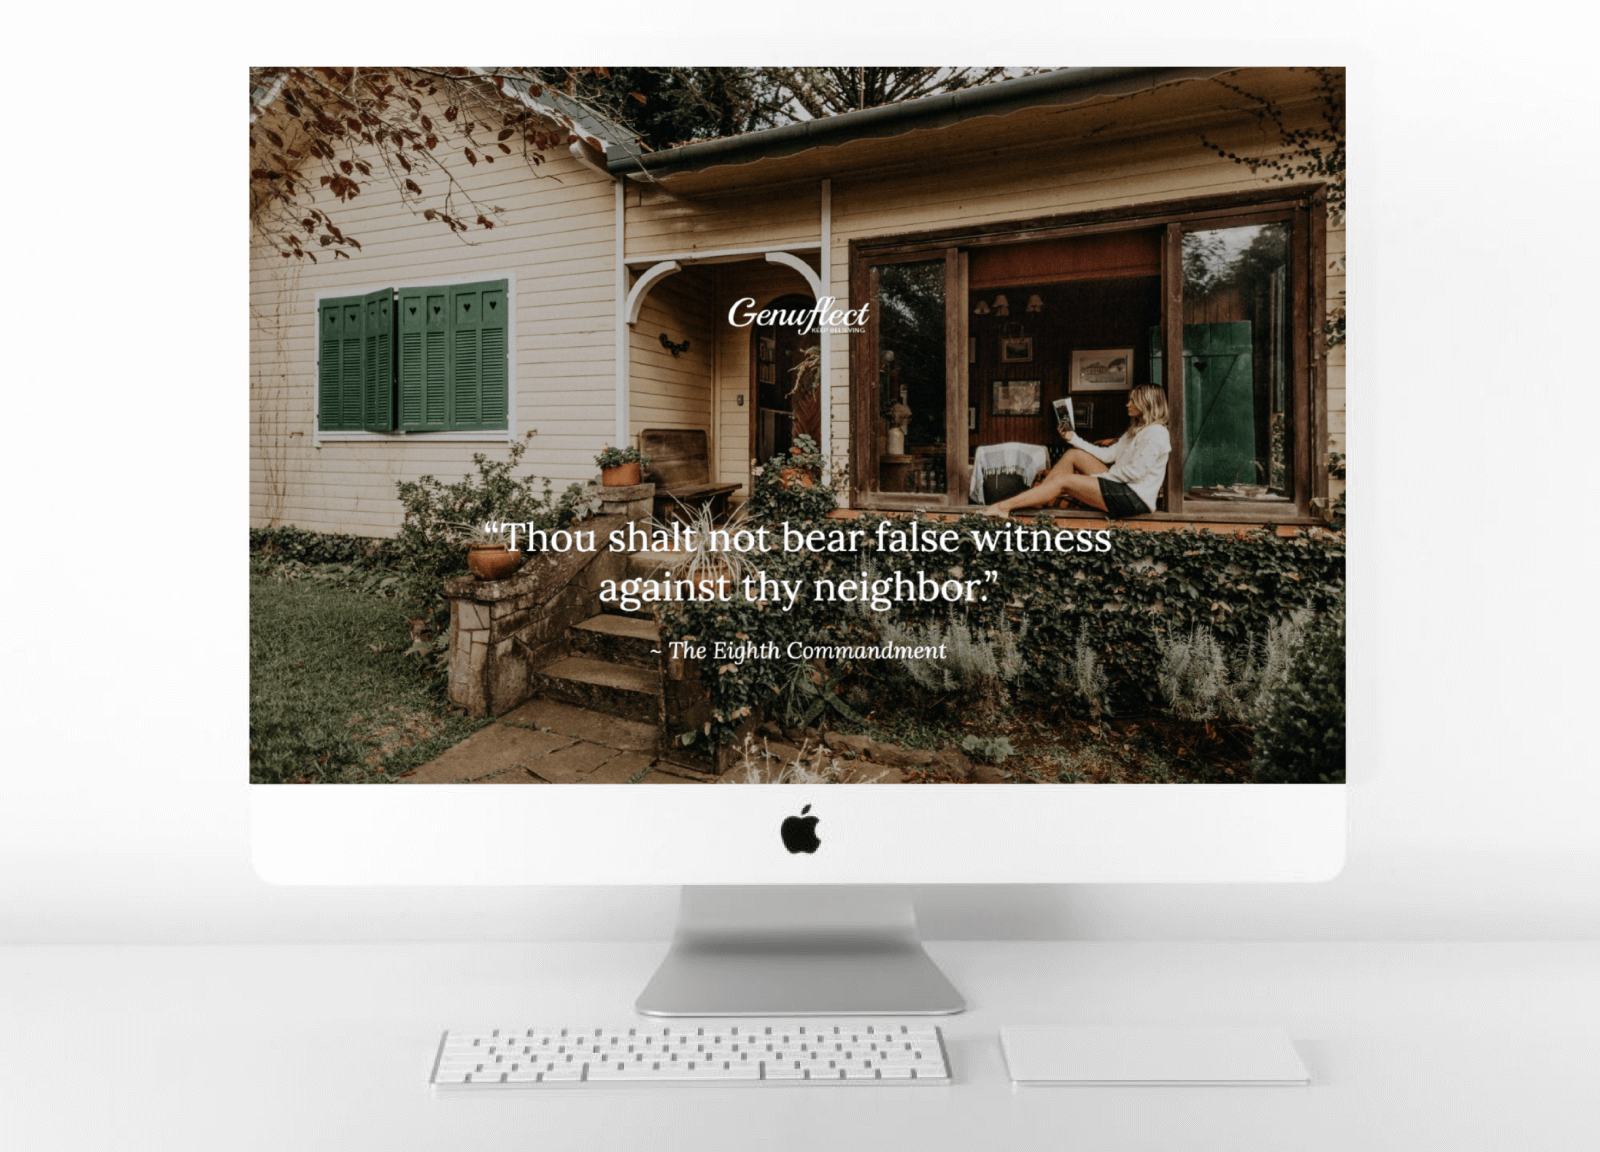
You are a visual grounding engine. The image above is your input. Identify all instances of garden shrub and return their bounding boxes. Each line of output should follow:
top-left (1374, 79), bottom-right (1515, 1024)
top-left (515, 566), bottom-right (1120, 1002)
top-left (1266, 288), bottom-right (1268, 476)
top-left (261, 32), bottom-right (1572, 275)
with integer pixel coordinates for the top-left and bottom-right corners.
top-left (1156, 626), bottom-right (1232, 721)
top-left (1067, 625), bottom-right (1111, 718)
top-left (663, 497), bottom-right (1344, 753)
top-left (392, 436), bottom-right (596, 617)
top-left (1251, 600), bottom-right (1345, 783)
top-left (742, 435), bottom-right (836, 523)
top-left (250, 525), bottom-right (396, 568)
top-left (878, 609), bottom-right (1026, 714)
top-left (1227, 616), bottom-right (1309, 722)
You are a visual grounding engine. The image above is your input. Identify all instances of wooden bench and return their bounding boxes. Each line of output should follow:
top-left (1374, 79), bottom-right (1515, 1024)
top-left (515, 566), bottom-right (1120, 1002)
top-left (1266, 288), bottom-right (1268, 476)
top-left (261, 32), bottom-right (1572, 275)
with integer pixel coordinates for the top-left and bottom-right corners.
top-left (639, 428), bottom-right (740, 525)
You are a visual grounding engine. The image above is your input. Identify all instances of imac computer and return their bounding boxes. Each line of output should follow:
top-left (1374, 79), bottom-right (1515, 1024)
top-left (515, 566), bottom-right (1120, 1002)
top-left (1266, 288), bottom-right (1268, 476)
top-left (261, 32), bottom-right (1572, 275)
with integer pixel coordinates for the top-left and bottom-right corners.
top-left (250, 63), bottom-right (1348, 1018)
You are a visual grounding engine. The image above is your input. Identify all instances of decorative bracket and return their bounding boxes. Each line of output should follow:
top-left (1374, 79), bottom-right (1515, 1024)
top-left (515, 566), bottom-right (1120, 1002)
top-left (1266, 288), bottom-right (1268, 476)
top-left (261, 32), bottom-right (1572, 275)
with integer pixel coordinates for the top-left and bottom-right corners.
top-left (764, 251), bottom-right (823, 297)
top-left (624, 260), bottom-right (682, 326)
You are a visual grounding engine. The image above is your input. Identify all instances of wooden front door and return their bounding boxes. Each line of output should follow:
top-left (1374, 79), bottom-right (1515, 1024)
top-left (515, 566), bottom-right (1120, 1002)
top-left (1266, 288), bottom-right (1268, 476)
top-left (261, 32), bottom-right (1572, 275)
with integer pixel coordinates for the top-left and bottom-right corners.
top-left (751, 294), bottom-right (821, 466)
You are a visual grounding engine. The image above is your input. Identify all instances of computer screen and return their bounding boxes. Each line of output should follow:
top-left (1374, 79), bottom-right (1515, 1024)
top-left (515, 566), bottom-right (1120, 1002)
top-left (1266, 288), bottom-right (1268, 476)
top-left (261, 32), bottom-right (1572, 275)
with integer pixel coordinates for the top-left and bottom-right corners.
top-left (251, 65), bottom-right (1345, 897)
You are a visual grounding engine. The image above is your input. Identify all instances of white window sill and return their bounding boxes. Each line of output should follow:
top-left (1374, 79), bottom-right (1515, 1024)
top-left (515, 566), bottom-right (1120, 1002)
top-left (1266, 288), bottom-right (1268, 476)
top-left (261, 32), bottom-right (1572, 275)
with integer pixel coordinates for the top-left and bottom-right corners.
top-left (315, 430), bottom-right (513, 445)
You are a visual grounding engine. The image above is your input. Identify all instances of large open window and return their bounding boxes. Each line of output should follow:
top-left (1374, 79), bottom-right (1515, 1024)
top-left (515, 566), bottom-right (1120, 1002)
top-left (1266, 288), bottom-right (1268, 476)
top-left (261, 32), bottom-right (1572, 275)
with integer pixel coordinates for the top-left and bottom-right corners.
top-left (849, 188), bottom-right (1326, 522)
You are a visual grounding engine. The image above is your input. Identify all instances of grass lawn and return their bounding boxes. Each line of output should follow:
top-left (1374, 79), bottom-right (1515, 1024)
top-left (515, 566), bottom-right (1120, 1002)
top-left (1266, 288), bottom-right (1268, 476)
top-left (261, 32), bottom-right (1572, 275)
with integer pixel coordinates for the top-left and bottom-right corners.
top-left (249, 569), bottom-right (487, 783)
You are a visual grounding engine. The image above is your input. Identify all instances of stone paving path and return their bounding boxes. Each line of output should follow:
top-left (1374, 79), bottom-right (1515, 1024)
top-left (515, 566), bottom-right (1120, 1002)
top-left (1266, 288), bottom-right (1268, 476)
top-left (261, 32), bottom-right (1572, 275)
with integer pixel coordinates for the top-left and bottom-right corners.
top-left (401, 702), bottom-right (975, 786)
top-left (400, 698), bottom-right (707, 785)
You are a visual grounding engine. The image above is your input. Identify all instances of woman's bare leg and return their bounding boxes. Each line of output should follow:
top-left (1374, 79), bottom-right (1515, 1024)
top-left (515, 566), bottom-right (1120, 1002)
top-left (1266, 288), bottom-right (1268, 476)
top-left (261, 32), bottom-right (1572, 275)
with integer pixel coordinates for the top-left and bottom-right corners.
top-left (988, 449), bottom-right (1107, 514)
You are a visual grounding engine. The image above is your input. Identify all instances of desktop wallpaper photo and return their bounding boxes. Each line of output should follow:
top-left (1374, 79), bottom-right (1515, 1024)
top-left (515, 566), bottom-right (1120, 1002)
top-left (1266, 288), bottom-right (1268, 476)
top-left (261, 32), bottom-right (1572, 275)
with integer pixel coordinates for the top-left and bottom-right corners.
top-left (249, 66), bottom-right (1345, 787)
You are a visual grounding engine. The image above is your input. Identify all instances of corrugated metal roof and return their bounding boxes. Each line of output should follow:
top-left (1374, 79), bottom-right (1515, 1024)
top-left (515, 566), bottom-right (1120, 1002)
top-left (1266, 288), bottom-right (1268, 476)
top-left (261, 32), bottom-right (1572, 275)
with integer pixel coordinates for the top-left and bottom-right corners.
top-left (606, 66), bottom-right (1237, 180)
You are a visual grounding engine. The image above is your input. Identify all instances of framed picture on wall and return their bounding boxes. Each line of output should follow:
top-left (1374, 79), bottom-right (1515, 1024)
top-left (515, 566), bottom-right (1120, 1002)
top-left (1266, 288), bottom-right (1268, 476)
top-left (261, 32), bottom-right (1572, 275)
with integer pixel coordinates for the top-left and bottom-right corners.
top-left (1000, 336), bottom-right (1033, 363)
top-left (991, 378), bottom-right (1041, 416)
top-left (1070, 348), bottom-right (1132, 392)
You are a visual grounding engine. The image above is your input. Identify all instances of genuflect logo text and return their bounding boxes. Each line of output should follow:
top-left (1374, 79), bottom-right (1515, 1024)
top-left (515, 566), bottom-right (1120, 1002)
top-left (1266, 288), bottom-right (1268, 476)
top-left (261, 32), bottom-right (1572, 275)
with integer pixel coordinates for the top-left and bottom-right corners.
top-left (728, 295), bottom-right (868, 335)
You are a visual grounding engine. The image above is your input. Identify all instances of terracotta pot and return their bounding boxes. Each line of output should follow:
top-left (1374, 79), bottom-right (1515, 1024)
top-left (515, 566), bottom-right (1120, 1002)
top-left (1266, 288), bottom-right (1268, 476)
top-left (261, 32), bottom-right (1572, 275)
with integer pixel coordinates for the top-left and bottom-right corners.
top-left (467, 544), bottom-right (522, 581)
top-left (779, 467), bottom-right (819, 490)
top-left (601, 461), bottom-right (641, 487)
top-left (683, 561), bottom-right (737, 600)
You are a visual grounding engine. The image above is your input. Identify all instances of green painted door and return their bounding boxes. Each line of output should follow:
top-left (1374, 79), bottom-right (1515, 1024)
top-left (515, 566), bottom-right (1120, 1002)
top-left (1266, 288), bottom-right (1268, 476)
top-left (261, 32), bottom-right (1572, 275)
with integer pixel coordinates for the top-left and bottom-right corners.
top-left (1150, 322), bottom-right (1256, 489)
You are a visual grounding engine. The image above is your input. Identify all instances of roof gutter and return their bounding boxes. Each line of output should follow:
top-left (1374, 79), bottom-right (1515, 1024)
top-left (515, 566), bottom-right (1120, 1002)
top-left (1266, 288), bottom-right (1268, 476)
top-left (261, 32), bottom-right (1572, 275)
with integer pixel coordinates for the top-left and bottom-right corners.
top-left (607, 66), bottom-right (1236, 180)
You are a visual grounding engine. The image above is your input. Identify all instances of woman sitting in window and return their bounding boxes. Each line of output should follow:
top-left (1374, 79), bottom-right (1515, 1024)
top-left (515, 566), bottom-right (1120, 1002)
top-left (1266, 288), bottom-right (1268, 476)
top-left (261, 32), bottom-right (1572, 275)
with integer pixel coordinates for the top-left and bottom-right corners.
top-left (983, 385), bottom-right (1170, 519)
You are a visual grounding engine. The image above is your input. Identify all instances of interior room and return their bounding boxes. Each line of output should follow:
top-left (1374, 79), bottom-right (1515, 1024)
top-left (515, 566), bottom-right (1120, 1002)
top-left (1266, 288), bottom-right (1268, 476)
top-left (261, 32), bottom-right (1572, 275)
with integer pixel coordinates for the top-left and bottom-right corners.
top-left (966, 233), bottom-right (1162, 504)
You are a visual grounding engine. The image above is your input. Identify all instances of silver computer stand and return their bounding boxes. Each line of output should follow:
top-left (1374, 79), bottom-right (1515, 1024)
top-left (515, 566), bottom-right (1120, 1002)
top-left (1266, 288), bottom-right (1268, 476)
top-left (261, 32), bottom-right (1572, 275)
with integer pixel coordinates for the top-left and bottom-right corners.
top-left (636, 886), bottom-right (965, 1016)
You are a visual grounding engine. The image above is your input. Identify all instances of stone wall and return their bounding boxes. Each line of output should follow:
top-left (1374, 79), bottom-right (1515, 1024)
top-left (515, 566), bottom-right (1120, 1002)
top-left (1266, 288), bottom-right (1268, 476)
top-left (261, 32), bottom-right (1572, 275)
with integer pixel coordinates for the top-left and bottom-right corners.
top-left (443, 484), bottom-right (653, 718)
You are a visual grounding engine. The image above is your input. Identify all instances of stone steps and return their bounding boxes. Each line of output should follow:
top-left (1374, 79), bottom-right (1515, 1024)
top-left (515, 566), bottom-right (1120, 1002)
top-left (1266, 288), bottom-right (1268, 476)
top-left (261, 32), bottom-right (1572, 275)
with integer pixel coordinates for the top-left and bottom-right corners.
top-left (524, 548), bottom-right (696, 739)
top-left (569, 613), bottom-right (660, 667)
top-left (530, 655), bottom-right (662, 726)
top-left (627, 549), bottom-right (688, 582)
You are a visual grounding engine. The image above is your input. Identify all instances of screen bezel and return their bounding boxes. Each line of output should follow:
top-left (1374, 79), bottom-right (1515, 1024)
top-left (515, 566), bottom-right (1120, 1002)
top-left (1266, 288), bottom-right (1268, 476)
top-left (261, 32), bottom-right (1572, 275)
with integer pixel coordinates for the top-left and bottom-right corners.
top-left (252, 783), bottom-right (1345, 885)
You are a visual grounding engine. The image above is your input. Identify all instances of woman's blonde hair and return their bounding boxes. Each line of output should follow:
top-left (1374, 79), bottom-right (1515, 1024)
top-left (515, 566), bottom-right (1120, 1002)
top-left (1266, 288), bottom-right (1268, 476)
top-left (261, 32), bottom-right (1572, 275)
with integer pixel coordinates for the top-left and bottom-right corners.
top-left (1128, 384), bottom-right (1169, 430)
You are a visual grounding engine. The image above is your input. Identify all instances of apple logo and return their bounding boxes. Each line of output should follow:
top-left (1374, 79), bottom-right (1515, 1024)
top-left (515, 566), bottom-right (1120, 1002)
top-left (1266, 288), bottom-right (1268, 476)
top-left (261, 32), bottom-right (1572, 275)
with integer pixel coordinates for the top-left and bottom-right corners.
top-left (780, 804), bottom-right (821, 854)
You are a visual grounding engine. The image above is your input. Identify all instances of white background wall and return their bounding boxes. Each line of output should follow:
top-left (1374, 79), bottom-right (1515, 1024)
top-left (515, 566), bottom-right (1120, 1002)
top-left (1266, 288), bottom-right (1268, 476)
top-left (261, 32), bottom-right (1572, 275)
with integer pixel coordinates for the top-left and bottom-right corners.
top-left (3, 10), bottom-right (1596, 945)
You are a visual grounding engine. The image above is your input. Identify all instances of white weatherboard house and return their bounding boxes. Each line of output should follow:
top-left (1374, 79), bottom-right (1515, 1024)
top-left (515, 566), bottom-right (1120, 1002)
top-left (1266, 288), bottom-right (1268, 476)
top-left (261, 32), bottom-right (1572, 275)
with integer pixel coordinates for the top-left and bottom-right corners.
top-left (250, 67), bottom-right (1344, 537)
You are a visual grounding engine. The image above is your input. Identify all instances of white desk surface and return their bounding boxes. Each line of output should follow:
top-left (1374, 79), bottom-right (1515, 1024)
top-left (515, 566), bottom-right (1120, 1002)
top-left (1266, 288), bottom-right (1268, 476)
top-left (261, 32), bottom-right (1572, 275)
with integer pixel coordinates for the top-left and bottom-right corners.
top-left (3, 941), bottom-right (1595, 1151)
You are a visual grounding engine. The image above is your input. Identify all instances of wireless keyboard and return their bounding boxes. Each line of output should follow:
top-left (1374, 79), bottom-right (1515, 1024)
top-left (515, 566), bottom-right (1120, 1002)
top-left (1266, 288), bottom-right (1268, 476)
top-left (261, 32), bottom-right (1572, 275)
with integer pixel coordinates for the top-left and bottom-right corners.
top-left (430, 1020), bottom-right (951, 1088)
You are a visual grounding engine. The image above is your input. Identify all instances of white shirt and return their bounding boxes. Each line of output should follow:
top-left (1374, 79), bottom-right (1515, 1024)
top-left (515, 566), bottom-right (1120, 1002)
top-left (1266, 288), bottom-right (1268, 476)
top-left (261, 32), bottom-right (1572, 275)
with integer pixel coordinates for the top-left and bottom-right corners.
top-left (1070, 424), bottom-right (1171, 512)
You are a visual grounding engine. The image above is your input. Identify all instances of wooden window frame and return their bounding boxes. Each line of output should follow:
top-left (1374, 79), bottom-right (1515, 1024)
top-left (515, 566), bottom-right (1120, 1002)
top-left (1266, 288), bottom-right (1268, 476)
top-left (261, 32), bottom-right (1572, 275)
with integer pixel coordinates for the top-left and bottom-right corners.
top-left (849, 185), bottom-right (1328, 523)
top-left (851, 248), bottom-right (967, 511)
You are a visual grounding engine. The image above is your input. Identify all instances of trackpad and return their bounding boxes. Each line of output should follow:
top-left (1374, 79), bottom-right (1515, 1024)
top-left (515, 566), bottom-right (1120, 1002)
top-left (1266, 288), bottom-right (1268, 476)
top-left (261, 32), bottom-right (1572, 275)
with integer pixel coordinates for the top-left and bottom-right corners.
top-left (1001, 1026), bottom-right (1310, 1086)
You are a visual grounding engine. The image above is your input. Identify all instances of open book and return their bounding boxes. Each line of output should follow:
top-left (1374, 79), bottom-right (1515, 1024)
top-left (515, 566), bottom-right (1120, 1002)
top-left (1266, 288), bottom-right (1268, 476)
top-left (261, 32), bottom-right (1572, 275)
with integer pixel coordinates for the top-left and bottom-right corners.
top-left (1052, 397), bottom-right (1076, 438)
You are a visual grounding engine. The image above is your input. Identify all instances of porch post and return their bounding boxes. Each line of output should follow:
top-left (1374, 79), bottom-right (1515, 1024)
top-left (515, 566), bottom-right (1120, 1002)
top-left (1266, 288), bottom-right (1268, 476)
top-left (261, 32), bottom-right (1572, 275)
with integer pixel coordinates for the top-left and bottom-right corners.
top-left (820, 178), bottom-right (833, 481)
top-left (614, 180), bottom-right (629, 447)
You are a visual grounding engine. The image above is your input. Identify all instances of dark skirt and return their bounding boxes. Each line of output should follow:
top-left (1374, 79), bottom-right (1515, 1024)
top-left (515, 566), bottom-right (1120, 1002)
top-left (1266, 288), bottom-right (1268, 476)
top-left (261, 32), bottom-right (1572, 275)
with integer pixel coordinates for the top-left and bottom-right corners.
top-left (1097, 477), bottom-right (1149, 520)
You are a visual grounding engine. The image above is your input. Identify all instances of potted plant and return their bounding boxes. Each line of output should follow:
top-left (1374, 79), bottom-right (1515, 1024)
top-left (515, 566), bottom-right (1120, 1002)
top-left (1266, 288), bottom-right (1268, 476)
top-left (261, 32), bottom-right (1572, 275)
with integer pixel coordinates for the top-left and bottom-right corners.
top-left (787, 344), bottom-right (820, 399)
top-left (779, 434), bottom-right (825, 490)
top-left (454, 522), bottom-right (524, 581)
top-left (654, 500), bottom-right (754, 597)
top-left (595, 445), bottom-right (652, 488)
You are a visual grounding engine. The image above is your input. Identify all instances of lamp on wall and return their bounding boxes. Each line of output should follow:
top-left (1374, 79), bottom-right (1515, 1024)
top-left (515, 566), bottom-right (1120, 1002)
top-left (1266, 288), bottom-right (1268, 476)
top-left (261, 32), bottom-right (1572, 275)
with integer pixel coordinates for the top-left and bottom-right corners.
top-left (992, 294), bottom-right (1010, 318)
top-left (1026, 294), bottom-right (1044, 313)
top-left (972, 299), bottom-right (991, 315)
top-left (659, 332), bottom-right (690, 357)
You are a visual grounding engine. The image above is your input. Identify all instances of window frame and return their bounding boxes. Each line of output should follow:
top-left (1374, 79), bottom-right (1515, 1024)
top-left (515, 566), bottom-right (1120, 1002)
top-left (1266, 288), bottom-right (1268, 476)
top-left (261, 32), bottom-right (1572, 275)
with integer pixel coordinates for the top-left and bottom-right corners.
top-left (848, 185), bottom-right (1328, 523)
top-left (311, 272), bottom-right (518, 446)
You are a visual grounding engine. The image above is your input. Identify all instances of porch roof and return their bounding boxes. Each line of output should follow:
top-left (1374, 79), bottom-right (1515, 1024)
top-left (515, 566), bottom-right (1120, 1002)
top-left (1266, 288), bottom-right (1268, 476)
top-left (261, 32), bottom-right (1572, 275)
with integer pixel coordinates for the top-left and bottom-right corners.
top-left (606, 66), bottom-right (1239, 186)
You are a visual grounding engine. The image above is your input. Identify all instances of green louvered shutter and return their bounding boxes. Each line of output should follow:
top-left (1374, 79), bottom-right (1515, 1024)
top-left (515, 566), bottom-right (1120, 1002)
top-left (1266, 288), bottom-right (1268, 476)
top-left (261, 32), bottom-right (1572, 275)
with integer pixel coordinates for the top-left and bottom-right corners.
top-left (478, 283), bottom-right (508, 428)
top-left (361, 288), bottom-right (395, 431)
top-left (397, 287), bottom-right (449, 430)
top-left (317, 295), bottom-right (367, 431)
top-left (338, 299), bottom-right (365, 429)
top-left (447, 280), bottom-right (508, 430)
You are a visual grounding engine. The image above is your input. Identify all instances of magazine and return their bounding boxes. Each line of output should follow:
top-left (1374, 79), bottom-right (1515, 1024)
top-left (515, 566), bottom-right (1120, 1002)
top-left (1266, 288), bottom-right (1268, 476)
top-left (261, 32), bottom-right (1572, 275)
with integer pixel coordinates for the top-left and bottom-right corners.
top-left (1051, 396), bottom-right (1075, 437)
